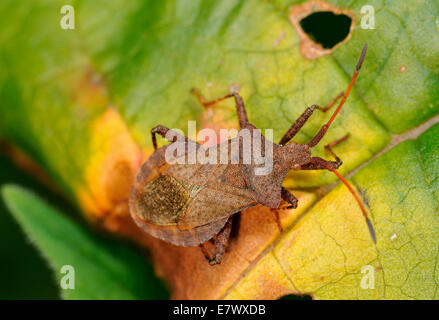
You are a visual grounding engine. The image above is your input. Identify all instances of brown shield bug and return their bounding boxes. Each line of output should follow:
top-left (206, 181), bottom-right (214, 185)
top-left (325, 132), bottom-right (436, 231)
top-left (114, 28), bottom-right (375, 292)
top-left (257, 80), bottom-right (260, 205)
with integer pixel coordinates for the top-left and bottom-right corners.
top-left (129, 44), bottom-right (374, 265)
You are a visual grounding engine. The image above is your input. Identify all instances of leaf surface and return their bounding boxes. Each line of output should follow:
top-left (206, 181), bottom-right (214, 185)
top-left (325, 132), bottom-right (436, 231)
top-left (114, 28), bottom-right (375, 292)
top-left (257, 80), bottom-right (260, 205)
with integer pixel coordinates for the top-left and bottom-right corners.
top-left (225, 123), bottom-right (439, 299)
top-left (0, 0), bottom-right (438, 299)
top-left (2, 185), bottom-right (168, 299)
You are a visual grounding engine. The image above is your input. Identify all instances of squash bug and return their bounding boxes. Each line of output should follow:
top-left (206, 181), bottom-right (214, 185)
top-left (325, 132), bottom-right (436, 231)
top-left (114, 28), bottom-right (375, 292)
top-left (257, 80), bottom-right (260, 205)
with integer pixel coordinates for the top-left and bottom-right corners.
top-left (129, 44), bottom-right (375, 265)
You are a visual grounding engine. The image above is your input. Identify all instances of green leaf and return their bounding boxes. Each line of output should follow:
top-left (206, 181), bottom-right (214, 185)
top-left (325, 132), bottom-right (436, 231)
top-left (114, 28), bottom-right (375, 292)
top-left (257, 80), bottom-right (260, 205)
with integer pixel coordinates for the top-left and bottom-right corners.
top-left (78, 0), bottom-right (391, 187)
top-left (308, 121), bottom-right (439, 299)
top-left (0, 0), bottom-right (438, 300)
top-left (0, 155), bottom-right (59, 299)
top-left (274, 0), bottom-right (439, 134)
top-left (1, 185), bottom-right (168, 300)
top-left (0, 0), bottom-right (393, 192)
top-left (349, 122), bottom-right (439, 299)
top-left (226, 123), bottom-right (439, 300)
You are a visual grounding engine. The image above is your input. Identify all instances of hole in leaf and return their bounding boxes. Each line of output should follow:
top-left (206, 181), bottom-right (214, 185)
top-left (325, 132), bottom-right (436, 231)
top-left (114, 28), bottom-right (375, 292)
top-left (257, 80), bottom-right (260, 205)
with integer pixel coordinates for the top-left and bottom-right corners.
top-left (299, 11), bottom-right (352, 49)
top-left (279, 294), bottom-right (312, 300)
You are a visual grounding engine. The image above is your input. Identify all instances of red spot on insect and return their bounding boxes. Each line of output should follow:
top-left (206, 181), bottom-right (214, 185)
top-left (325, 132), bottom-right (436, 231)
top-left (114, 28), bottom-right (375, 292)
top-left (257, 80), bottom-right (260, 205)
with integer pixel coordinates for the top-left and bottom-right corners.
top-left (399, 65), bottom-right (407, 73)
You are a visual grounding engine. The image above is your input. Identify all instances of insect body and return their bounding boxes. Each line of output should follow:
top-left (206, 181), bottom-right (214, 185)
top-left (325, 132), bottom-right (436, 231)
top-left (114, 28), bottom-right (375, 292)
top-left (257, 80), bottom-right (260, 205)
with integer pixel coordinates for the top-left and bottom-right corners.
top-left (129, 44), bottom-right (374, 265)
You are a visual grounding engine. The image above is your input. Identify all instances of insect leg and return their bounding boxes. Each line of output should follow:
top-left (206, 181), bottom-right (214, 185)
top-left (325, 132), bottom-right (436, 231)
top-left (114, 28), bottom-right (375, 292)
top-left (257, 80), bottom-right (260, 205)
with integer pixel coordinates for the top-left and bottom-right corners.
top-left (151, 125), bottom-right (195, 150)
top-left (191, 87), bottom-right (249, 129)
top-left (270, 209), bottom-right (283, 232)
top-left (324, 134), bottom-right (349, 164)
top-left (307, 44), bottom-right (367, 148)
top-left (299, 157), bottom-right (341, 171)
top-left (269, 189), bottom-right (298, 232)
top-left (300, 133), bottom-right (349, 170)
top-left (151, 125), bottom-right (169, 150)
top-left (281, 187), bottom-right (298, 209)
top-left (199, 216), bottom-right (234, 265)
top-left (279, 92), bottom-right (344, 146)
top-left (200, 242), bottom-right (213, 262)
top-left (191, 88), bottom-right (233, 107)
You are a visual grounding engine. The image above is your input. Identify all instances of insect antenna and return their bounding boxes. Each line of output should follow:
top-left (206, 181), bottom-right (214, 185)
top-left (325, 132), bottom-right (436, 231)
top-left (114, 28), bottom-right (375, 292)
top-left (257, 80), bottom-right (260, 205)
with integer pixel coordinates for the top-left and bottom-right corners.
top-left (330, 168), bottom-right (376, 243)
top-left (304, 44), bottom-right (375, 241)
top-left (308, 43), bottom-right (368, 148)
top-left (326, 43), bottom-right (368, 128)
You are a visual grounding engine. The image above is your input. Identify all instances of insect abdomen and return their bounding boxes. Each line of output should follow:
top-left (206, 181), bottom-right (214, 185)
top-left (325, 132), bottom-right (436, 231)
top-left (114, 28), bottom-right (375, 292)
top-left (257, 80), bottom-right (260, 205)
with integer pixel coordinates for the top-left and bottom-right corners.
top-left (135, 174), bottom-right (202, 226)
